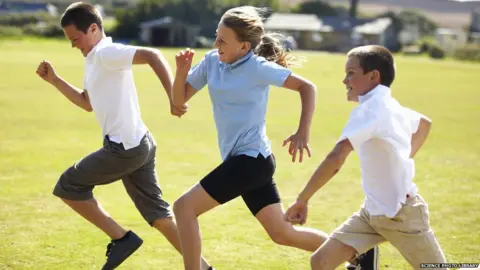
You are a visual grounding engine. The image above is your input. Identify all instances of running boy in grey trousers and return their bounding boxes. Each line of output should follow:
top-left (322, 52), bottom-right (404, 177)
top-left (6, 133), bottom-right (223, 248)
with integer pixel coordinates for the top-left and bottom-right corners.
top-left (35, 2), bottom-right (212, 269)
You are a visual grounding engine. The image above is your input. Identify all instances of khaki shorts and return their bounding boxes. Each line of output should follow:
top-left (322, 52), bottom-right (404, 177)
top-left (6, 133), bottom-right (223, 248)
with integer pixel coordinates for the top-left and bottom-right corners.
top-left (331, 195), bottom-right (446, 270)
top-left (53, 132), bottom-right (172, 225)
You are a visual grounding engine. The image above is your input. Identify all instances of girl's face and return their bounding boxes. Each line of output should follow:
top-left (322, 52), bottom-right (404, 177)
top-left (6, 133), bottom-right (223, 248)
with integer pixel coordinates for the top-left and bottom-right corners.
top-left (214, 22), bottom-right (251, 64)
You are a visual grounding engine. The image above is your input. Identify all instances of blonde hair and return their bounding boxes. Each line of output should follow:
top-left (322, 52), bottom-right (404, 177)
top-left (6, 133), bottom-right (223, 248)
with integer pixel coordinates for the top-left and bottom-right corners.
top-left (221, 6), bottom-right (293, 68)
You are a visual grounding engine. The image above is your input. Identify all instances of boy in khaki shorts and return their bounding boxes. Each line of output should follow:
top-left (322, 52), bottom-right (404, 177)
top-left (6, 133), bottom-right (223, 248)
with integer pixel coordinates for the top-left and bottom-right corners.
top-left (285, 45), bottom-right (446, 270)
top-left (35, 2), bottom-right (212, 270)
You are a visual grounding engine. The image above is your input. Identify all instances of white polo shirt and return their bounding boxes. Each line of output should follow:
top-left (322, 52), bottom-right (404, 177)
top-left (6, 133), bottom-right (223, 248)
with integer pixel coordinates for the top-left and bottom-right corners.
top-left (338, 85), bottom-right (429, 218)
top-left (84, 37), bottom-right (147, 150)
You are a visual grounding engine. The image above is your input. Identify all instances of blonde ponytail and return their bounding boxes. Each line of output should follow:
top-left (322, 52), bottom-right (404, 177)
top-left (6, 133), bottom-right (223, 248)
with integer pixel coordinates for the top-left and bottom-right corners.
top-left (254, 33), bottom-right (294, 68)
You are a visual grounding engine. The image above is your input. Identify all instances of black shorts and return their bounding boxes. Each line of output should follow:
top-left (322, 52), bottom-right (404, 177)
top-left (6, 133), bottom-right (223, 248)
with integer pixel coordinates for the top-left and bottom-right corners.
top-left (200, 154), bottom-right (281, 216)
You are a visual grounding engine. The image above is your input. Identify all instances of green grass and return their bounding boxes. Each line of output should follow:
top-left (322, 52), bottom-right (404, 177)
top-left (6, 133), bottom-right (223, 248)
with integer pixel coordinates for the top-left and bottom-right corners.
top-left (0, 39), bottom-right (479, 270)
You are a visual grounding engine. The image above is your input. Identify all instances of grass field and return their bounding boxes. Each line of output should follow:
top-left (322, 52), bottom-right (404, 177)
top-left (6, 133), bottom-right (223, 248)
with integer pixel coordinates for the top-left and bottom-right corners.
top-left (0, 39), bottom-right (479, 270)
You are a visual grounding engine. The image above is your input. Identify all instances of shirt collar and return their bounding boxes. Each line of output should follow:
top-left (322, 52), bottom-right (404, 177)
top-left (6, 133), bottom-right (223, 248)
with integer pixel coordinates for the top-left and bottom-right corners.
top-left (220, 50), bottom-right (254, 69)
top-left (86, 36), bottom-right (112, 59)
top-left (358, 84), bottom-right (391, 103)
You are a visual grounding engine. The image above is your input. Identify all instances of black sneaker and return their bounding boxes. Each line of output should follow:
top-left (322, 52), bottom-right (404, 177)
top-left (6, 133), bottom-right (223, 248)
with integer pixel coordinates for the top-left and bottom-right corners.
top-left (102, 231), bottom-right (143, 270)
top-left (345, 246), bottom-right (379, 270)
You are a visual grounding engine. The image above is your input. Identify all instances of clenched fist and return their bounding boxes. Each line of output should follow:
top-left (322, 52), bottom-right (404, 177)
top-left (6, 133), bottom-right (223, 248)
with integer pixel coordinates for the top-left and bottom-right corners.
top-left (36, 60), bottom-right (58, 84)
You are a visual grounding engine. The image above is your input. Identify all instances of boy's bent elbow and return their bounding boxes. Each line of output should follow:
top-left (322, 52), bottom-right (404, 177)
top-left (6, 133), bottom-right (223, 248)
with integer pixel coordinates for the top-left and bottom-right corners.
top-left (146, 50), bottom-right (159, 66)
top-left (83, 99), bottom-right (93, 112)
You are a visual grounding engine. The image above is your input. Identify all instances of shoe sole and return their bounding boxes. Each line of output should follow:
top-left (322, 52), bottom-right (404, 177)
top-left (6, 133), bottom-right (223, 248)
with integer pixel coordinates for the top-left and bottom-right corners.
top-left (372, 246), bottom-right (379, 270)
top-left (102, 239), bottom-right (143, 270)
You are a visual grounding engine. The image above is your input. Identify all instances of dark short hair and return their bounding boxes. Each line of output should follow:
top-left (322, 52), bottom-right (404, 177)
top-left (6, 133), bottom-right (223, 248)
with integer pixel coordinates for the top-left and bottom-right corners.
top-left (347, 45), bottom-right (395, 87)
top-left (60, 2), bottom-right (103, 33)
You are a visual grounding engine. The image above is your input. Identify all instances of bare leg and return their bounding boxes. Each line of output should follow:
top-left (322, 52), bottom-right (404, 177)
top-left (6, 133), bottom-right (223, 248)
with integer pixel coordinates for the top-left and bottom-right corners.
top-left (152, 216), bottom-right (212, 270)
top-left (256, 203), bottom-right (329, 252)
top-left (62, 198), bottom-right (127, 240)
top-left (310, 238), bottom-right (357, 270)
top-left (173, 184), bottom-right (220, 270)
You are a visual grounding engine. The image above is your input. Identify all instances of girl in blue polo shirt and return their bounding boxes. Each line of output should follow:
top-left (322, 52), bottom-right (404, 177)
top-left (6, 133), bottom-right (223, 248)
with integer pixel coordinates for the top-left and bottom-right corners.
top-left (172, 6), bottom-right (329, 269)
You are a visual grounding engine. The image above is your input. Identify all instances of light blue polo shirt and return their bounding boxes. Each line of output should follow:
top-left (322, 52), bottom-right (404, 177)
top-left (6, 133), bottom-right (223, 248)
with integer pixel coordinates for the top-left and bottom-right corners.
top-left (187, 50), bottom-right (292, 160)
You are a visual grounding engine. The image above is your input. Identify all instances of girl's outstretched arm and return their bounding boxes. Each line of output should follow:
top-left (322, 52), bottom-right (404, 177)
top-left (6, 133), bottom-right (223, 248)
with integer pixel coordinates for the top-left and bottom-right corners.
top-left (281, 73), bottom-right (317, 163)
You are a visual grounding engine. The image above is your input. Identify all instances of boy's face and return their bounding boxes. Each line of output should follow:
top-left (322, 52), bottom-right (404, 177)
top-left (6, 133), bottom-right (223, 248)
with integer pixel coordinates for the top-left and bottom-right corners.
top-left (63, 23), bottom-right (98, 57)
top-left (343, 56), bottom-right (379, 102)
top-left (214, 22), bottom-right (250, 64)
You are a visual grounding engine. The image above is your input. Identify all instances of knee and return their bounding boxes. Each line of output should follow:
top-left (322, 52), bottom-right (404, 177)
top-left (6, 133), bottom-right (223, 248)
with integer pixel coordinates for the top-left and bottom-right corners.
top-left (310, 253), bottom-right (325, 270)
top-left (268, 228), bottom-right (293, 246)
top-left (173, 196), bottom-right (192, 217)
top-left (60, 198), bottom-right (75, 207)
top-left (152, 216), bottom-right (174, 231)
top-left (310, 252), bottom-right (329, 270)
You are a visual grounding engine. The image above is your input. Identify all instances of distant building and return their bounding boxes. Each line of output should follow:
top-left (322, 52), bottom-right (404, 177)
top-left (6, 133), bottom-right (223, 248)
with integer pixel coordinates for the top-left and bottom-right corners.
top-left (0, 1), bottom-right (57, 16)
top-left (469, 7), bottom-right (480, 43)
top-left (316, 16), bottom-right (366, 52)
top-left (265, 13), bottom-right (397, 52)
top-left (399, 22), bottom-right (421, 45)
top-left (353, 18), bottom-right (395, 48)
top-left (139, 17), bottom-right (201, 47)
top-left (436, 28), bottom-right (468, 52)
top-left (264, 13), bottom-right (323, 51)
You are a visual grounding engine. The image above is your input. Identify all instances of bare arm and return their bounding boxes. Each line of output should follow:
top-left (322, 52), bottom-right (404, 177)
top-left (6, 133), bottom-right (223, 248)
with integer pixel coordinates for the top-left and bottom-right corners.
top-left (298, 139), bottom-right (353, 202)
top-left (36, 60), bottom-right (92, 112)
top-left (172, 80), bottom-right (198, 107)
top-left (133, 47), bottom-right (174, 100)
top-left (285, 139), bottom-right (353, 224)
top-left (282, 74), bottom-right (317, 135)
top-left (410, 118), bottom-right (432, 158)
top-left (52, 77), bottom-right (92, 112)
top-left (172, 49), bottom-right (198, 107)
top-left (281, 73), bottom-right (317, 162)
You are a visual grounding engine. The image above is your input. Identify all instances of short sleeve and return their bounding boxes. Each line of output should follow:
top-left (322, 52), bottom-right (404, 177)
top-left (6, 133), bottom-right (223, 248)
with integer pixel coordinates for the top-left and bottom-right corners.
top-left (338, 107), bottom-right (379, 150)
top-left (403, 107), bottom-right (430, 133)
top-left (98, 43), bottom-right (137, 70)
top-left (256, 59), bottom-right (292, 87)
top-left (186, 54), bottom-right (209, 91)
